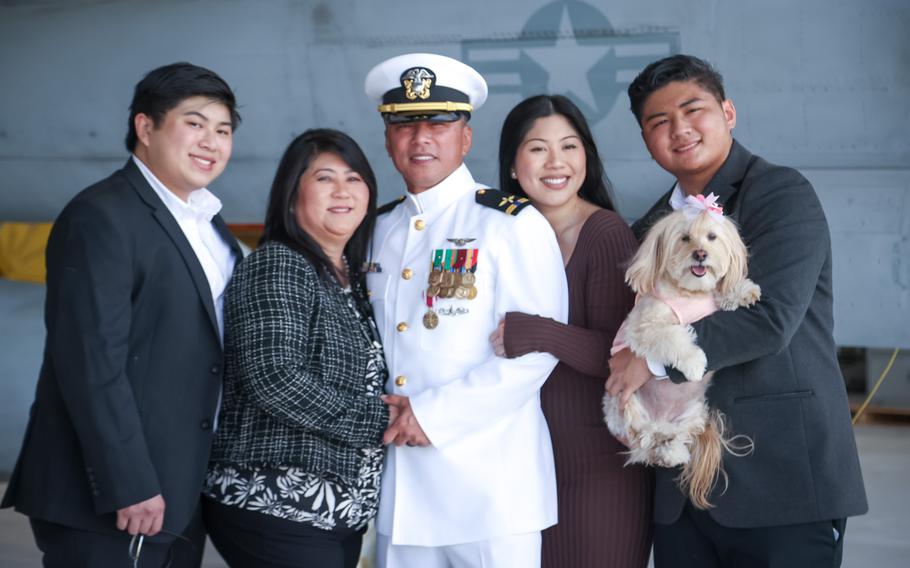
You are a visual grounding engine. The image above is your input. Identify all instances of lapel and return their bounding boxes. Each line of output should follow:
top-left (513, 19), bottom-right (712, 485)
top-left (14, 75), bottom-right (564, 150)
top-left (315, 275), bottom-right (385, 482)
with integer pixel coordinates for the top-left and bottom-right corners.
top-left (212, 214), bottom-right (243, 259)
top-left (121, 159), bottom-right (223, 340)
top-left (702, 139), bottom-right (755, 221)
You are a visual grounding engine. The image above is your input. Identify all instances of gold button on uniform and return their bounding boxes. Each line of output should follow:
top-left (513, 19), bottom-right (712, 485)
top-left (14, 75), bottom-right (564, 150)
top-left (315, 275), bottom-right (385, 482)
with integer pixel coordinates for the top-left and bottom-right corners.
top-left (395, 376), bottom-right (407, 387)
top-left (402, 268), bottom-right (413, 280)
top-left (397, 322), bottom-right (408, 332)
top-left (414, 219), bottom-right (426, 230)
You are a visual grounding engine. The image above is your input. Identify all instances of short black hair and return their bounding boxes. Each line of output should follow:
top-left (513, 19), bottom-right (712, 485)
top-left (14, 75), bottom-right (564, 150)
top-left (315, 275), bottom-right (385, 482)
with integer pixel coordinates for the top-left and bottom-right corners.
top-left (260, 128), bottom-right (378, 297)
top-left (125, 62), bottom-right (241, 152)
top-left (628, 54), bottom-right (726, 125)
top-left (498, 94), bottom-right (616, 212)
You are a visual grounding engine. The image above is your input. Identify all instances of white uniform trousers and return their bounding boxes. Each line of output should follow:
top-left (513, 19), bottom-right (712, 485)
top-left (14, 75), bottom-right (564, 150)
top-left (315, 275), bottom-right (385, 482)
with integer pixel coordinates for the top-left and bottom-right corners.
top-left (376, 531), bottom-right (541, 568)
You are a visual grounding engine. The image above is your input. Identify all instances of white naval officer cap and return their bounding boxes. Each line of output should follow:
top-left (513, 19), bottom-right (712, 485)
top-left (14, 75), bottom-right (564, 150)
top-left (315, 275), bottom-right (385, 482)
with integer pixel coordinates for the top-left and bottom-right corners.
top-left (364, 53), bottom-right (488, 124)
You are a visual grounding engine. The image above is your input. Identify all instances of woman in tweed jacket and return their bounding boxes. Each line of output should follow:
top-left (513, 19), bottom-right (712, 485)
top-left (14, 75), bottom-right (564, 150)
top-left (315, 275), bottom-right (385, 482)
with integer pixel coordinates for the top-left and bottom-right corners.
top-left (202, 129), bottom-right (389, 568)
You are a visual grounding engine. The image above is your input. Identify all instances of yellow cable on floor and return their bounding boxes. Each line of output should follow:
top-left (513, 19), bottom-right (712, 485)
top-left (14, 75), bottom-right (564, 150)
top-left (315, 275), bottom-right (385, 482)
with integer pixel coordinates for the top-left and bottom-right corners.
top-left (852, 348), bottom-right (901, 425)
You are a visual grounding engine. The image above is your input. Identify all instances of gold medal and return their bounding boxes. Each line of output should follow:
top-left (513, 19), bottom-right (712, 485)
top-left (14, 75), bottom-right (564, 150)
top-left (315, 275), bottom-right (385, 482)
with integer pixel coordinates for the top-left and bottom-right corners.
top-left (427, 284), bottom-right (441, 297)
top-left (423, 309), bottom-right (439, 329)
top-left (442, 271), bottom-right (456, 287)
top-left (428, 269), bottom-right (443, 285)
top-left (461, 272), bottom-right (476, 285)
top-left (466, 285), bottom-right (478, 300)
top-left (444, 286), bottom-right (456, 298)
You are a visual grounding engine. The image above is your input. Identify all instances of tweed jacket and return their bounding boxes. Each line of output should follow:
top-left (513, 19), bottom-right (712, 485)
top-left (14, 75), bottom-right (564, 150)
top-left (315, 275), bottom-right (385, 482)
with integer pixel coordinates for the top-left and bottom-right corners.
top-left (633, 140), bottom-right (867, 528)
top-left (210, 240), bottom-right (389, 484)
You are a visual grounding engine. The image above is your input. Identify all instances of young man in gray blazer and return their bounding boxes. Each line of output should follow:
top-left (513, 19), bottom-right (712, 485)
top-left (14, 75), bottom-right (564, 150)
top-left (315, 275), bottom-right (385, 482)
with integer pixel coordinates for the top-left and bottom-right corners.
top-left (608, 54), bottom-right (867, 567)
top-left (2, 62), bottom-right (242, 567)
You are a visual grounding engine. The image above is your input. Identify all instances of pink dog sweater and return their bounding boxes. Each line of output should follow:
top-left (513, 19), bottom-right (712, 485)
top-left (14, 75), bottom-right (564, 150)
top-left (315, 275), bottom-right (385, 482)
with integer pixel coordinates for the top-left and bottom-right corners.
top-left (611, 292), bottom-right (718, 355)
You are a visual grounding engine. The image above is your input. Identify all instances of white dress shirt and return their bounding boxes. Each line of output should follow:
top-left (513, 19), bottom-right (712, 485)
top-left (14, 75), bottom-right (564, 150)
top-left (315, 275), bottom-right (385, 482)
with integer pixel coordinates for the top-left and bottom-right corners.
top-left (132, 156), bottom-right (236, 342)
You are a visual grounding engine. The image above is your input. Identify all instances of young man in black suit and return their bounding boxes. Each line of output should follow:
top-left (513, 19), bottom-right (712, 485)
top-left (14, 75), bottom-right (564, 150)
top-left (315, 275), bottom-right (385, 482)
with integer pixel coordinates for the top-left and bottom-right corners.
top-left (607, 54), bottom-right (867, 567)
top-left (2, 62), bottom-right (243, 567)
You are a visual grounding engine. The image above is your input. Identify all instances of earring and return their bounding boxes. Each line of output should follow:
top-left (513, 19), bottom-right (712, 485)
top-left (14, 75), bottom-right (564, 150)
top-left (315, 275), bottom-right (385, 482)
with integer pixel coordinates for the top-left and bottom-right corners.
top-left (510, 170), bottom-right (517, 179)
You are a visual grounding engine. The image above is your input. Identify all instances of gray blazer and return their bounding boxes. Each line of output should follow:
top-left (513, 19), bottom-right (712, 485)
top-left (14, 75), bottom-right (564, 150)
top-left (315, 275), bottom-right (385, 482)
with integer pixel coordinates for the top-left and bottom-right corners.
top-left (633, 140), bottom-right (868, 528)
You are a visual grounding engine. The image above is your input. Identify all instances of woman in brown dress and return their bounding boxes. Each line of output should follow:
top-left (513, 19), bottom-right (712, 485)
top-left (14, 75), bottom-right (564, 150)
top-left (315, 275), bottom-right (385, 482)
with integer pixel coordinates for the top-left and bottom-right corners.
top-left (491, 95), bottom-right (653, 567)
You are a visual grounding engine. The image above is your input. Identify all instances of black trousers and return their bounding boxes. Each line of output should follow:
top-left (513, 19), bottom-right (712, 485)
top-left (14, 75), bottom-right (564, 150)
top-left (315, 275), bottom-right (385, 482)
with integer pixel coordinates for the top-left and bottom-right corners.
top-left (202, 497), bottom-right (364, 568)
top-left (29, 505), bottom-right (205, 568)
top-left (654, 502), bottom-right (847, 568)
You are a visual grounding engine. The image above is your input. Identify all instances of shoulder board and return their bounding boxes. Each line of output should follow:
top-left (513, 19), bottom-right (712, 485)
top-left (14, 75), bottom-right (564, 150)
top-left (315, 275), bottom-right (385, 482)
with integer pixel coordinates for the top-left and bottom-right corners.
top-left (474, 189), bottom-right (532, 216)
top-left (377, 195), bottom-right (405, 215)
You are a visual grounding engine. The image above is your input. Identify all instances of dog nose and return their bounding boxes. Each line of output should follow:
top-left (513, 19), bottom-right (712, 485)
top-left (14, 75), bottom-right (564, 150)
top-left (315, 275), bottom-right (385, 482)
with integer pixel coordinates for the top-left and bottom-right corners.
top-left (692, 249), bottom-right (707, 262)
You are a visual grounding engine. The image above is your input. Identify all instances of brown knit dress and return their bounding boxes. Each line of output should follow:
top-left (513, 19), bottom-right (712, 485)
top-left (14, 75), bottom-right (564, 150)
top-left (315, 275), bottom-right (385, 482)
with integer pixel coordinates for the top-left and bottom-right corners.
top-left (504, 209), bottom-right (653, 568)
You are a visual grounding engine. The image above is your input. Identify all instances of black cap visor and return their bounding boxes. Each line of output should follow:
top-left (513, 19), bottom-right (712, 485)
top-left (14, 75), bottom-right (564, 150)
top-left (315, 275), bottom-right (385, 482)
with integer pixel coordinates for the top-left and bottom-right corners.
top-left (383, 111), bottom-right (469, 124)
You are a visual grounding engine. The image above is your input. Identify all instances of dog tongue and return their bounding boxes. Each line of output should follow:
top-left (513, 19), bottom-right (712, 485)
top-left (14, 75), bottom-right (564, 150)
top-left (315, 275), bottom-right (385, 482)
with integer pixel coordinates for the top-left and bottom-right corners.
top-left (691, 265), bottom-right (707, 277)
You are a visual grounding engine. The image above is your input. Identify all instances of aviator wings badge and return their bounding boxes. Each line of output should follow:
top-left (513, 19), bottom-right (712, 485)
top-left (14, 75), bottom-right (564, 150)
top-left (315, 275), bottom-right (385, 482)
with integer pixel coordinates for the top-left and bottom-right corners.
top-left (446, 238), bottom-right (476, 246)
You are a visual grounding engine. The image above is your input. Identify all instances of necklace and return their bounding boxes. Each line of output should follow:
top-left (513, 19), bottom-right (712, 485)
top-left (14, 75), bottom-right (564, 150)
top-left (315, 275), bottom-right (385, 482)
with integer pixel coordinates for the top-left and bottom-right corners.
top-left (331, 255), bottom-right (350, 288)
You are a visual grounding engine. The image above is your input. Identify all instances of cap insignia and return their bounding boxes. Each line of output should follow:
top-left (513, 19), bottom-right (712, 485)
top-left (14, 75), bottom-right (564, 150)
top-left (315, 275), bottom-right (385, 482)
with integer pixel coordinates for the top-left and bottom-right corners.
top-left (402, 67), bottom-right (435, 101)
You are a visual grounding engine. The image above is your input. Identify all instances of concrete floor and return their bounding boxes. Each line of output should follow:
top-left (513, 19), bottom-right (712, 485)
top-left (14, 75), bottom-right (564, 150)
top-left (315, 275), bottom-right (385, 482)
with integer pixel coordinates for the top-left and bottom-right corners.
top-left (0, 423), bottom-right (906, 567)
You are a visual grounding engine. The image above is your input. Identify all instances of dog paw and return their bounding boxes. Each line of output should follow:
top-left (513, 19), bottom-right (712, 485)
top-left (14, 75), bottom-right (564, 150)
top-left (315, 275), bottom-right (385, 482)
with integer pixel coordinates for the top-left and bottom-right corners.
top-left (716, 279), bottom-right (761, 311)
top-left (737, 280), bottom-right (761, 307)
top-left (656, 441), bottom-right (691, 468)
top-left (676, 350), bottom-right (708, 382)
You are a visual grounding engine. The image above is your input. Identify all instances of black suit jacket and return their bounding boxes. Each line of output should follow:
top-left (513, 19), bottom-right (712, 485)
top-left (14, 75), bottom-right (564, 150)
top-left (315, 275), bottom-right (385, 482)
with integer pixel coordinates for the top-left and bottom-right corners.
top-left (2, 159), bottom-right (241, 540)
top-left (633, 140), bottom-right (867, 528)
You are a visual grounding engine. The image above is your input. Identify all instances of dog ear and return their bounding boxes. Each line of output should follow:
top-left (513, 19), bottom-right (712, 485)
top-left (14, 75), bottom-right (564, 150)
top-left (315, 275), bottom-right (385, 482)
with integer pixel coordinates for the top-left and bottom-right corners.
top-left (626, 215), bottom-right (671, 295)
top-left (718, 219), bottom-right (749, 297)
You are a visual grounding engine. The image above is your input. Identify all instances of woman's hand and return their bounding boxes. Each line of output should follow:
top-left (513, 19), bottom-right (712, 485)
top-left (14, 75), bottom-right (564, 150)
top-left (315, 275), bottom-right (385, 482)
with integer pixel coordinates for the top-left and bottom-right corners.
top-left (489, 318), bottom-right (506, 357)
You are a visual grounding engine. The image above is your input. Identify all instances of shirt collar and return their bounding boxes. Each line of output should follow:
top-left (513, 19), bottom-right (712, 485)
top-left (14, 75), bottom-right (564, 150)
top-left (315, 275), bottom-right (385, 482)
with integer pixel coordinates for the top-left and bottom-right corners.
top-left (404, 163), bottom-right (475, 216)
top-left (132, 155), bottom-right (223, 222)
top-left (668, 182), bottom-right (686, 211)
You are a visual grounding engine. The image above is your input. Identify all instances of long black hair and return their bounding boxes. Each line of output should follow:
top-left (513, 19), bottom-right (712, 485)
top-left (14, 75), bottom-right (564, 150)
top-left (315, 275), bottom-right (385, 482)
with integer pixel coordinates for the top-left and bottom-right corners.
top-left (260, 128), bottom-right (378, 296)
top-left (498, 94), bottom-right (615, 212)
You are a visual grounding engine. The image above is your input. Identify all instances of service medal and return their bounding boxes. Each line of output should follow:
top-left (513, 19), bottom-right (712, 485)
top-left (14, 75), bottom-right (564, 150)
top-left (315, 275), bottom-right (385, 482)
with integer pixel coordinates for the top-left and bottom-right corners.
top-left (467, 285), bottom-right (478, 300)
top-left (423, 310), bottom-right (439, 329)
top-left (454, 286), bottom-right (468, 299)
top-left (423, 295), bottom-right (439, 329)
top-left (461, 272), bottom-right (476, 285)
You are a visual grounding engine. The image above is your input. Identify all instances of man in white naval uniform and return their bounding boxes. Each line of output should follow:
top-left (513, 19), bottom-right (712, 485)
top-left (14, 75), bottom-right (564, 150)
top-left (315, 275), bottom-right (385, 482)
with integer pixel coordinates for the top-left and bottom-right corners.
top-left (364, 53), bottom-right (569, 568)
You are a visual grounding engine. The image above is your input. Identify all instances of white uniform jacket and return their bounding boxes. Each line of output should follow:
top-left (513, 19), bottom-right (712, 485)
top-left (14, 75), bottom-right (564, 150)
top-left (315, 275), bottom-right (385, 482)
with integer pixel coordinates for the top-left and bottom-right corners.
top-left (367, 164), bottom-right (569, 546)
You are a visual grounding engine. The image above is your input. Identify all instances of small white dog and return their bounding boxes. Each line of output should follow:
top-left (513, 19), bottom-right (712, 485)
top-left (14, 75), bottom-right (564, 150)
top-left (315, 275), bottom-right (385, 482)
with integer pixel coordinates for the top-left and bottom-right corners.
top-left (604, 194), bottom-right (759, 509)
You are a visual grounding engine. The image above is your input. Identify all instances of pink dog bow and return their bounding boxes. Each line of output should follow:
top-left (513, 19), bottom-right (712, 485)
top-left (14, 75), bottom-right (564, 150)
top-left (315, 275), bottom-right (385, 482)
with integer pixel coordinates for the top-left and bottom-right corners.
top-left (682, 192), bottom-right (724, 222)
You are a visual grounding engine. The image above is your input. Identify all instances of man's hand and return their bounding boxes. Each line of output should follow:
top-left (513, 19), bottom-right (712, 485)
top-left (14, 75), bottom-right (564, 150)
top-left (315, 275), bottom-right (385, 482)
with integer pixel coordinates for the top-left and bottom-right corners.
top-left (381, 394), bottom-right (431, 447)
top-left (116, 494), bottom-right (165, 536)
top-left (606, 349), bottom-right (654, 407)
top-left (489, 319), bottom-right (506, 357)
